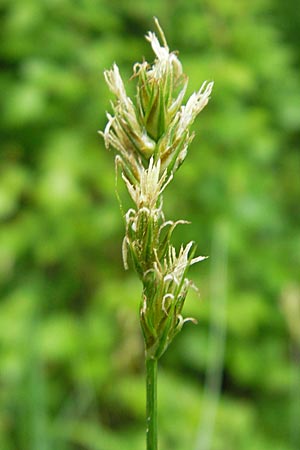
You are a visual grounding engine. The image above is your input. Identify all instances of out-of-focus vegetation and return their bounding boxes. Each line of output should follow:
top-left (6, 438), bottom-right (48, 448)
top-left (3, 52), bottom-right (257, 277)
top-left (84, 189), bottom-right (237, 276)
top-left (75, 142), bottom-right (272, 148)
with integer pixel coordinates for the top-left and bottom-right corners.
top-left (1, 1), bottom-right (300, 449)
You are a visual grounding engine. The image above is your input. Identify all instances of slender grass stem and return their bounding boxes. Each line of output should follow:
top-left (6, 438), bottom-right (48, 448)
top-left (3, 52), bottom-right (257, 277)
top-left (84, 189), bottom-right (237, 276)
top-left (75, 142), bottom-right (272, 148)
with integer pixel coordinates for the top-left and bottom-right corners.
top-left (146, 357), bottom-right (158, 450)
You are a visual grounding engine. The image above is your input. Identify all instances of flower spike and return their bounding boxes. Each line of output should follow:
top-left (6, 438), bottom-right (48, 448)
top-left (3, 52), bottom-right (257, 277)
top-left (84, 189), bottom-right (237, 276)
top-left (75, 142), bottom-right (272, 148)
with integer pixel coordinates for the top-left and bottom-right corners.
top-left (100, 19), bottom-right (213, 359)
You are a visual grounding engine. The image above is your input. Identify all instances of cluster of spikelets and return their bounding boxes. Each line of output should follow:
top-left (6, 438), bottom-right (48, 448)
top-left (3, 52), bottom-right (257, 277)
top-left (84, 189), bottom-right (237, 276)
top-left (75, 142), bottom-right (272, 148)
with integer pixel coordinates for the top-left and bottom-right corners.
top-left (100, 19), bottom-right (213, 360)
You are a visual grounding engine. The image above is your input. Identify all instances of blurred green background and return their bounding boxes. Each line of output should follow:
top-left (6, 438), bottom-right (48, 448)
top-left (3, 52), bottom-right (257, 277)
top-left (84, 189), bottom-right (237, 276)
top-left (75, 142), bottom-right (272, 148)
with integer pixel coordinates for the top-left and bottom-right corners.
top-left (1, 0), bottom-right (300, 449)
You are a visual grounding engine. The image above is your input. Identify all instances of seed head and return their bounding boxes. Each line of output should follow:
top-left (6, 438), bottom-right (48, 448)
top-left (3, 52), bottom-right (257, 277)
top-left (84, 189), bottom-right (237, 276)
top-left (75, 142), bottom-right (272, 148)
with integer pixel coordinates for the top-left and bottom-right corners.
top-left (100, 19), bottom-right (213, 360)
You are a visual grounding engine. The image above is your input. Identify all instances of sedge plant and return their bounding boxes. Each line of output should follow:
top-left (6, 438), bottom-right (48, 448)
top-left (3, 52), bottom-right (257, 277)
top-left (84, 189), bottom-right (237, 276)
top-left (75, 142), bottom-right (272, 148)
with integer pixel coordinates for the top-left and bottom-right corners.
top-left (100, 18), bottom-right (213, 450)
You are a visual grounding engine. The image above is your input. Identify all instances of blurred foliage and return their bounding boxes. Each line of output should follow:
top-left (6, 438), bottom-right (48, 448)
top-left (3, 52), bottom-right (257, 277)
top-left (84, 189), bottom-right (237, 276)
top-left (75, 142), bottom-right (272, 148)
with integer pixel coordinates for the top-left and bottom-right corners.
top-left (1, 0), bottom-right (300, 449)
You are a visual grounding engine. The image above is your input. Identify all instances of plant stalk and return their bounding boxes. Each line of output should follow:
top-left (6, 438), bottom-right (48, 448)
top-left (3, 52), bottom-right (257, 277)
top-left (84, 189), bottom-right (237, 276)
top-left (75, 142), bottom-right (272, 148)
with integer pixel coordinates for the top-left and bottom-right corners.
top-left (146, 357), bottom-right (158, 450)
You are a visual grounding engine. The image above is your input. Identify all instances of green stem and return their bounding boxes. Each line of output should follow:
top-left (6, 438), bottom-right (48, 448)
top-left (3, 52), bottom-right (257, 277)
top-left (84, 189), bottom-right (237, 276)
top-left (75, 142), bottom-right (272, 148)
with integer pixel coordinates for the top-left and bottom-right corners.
top-left (146, 357), bottom-right (158, 450)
